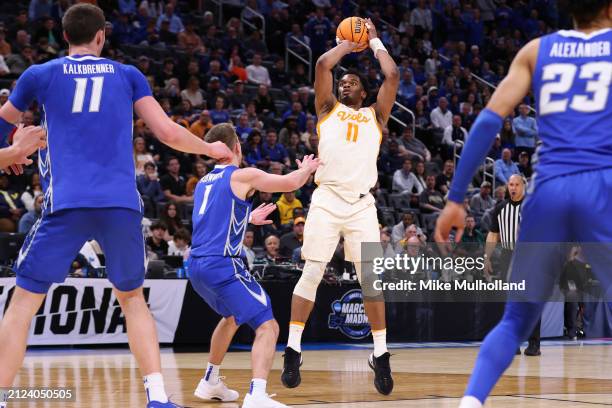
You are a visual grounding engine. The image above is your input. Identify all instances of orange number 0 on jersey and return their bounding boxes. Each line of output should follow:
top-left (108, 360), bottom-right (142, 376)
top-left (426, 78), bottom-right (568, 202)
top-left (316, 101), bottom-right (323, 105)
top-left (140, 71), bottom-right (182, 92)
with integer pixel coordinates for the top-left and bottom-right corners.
top-left (346, 123), bottom-right (359, 142)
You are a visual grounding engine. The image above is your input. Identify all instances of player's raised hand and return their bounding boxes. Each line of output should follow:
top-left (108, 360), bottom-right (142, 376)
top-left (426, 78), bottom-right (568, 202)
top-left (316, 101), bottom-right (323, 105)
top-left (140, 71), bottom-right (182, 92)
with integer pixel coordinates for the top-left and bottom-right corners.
top-left (434, 201), bottom-right (466, 244)
top-left (206, 140), bottom-right (233, 162)
top-left (365, 18), bottom-right (378, 40)
top-left (296, 154), bottom-right (321, 173)
top-left (250, 203), bottom-right (277, 225)
top-left (335, 38), bottom-right (362, 54)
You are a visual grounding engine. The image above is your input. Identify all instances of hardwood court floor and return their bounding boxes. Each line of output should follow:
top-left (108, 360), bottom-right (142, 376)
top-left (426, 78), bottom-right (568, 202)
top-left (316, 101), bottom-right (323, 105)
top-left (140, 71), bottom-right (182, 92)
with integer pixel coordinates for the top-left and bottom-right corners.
top-left (11, 342), bottom-right (612, 407)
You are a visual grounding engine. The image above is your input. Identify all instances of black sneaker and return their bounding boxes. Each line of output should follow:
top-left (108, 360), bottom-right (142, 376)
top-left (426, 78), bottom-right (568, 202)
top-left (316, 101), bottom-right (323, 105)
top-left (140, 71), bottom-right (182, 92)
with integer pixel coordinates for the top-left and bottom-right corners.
top-left (281, 347), bottom-right (302, 388)
top-left (368, 352), bottom-right (393, 395)
top-left (524, 341), bottom-right (541, 356)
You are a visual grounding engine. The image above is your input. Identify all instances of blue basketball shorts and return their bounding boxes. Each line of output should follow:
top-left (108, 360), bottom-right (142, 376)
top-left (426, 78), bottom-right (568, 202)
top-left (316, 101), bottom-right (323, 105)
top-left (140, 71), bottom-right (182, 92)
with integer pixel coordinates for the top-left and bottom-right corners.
top-left (188, 255), bottom-right (274, 330)
top-left (16, 208), bottom-right (146, 294)
top-left (509, 169), bottom-right (612, 301)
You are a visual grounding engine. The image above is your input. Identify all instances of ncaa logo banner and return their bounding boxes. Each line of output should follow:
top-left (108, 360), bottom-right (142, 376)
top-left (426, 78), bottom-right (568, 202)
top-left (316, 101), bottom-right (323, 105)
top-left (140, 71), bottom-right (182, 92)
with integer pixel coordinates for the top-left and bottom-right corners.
top-left (0, 278), bottom-right (187, 345)
top-left (328, 289), bottom-right (371, 339)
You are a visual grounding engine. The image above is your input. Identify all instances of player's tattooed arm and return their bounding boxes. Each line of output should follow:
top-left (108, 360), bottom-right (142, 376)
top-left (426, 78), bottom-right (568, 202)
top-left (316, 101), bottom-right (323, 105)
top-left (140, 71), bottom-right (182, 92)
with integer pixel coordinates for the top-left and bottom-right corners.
top-left (365, 19), bottom-right (399, 126)
top-left (314, 41), bottom-right (358, 117)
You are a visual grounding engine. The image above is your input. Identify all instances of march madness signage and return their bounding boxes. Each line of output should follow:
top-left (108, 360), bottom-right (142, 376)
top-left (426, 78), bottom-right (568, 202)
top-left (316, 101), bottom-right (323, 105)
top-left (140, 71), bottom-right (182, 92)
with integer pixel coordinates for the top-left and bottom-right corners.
top-left (0, 278), bottom-right (187, 345)
top-left (328, 289), bottom-right (371, 339)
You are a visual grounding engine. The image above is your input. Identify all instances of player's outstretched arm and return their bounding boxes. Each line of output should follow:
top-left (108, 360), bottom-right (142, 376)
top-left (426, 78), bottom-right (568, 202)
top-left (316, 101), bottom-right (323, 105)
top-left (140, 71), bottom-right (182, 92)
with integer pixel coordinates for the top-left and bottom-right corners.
top-left (135, 96), bottom-right (232, 161)
top-left (231, 155), bottom-right (321, 199)
top-left (365, 19), bottom-right (400, 125)
top-left (314, 41), bottom-right (356, 117)
top-left (434, 39), bottom-right (539, 243)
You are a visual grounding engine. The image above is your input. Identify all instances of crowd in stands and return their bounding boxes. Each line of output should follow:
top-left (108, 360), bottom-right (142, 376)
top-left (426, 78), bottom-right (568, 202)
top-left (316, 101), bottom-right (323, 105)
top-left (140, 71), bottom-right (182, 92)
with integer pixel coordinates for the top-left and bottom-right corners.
top-left (0, 0), bottom-right (571, 272)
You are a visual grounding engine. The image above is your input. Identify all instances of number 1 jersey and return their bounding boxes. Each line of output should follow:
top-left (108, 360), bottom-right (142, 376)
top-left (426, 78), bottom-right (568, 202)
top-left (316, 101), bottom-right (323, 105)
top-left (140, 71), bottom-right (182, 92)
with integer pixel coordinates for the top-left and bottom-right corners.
top-left (9, 54), bottom-right (152, 215)
top-left (534, 29), bottom-right (612, 184)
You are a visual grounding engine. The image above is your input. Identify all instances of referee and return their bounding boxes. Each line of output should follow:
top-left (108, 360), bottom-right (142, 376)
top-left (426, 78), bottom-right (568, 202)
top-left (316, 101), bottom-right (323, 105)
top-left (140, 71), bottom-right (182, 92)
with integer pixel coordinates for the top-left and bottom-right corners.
top-left (483, 174), bottom-right (541, 356)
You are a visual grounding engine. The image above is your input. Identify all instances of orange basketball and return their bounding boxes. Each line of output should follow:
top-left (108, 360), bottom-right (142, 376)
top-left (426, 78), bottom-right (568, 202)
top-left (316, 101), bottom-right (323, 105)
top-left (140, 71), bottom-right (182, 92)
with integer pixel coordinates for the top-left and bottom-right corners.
top-left (336, 17), bottom-right (369, 52)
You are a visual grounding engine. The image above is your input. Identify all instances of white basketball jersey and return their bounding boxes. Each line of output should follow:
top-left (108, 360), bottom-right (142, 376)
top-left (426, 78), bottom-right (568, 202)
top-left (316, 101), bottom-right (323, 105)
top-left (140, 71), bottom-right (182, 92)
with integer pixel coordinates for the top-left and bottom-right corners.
top-left (315, 101), bottom-right (382, 203)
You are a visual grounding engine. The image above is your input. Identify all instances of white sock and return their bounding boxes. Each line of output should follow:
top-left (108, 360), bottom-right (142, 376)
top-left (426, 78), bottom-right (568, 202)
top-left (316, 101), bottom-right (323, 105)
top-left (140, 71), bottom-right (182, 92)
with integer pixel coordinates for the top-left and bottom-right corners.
top-left (372, 328), bottom-right (388, 358)
top-left (143, 372), bottom-right (168, 403)
top-left (287, 321), bottom-right (304, 353)
top-left (249, 378), bottom-right (267, 396)
top-left (459, 396), bottom-right (483, 408)
top-left (204, 362), bottom-right (220, 384)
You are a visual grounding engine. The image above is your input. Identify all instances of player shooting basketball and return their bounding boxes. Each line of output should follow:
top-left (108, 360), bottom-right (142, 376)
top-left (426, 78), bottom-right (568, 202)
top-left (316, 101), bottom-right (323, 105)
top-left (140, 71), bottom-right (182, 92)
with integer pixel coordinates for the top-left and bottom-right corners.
top-left (281, 18), bottom-right (399, 395)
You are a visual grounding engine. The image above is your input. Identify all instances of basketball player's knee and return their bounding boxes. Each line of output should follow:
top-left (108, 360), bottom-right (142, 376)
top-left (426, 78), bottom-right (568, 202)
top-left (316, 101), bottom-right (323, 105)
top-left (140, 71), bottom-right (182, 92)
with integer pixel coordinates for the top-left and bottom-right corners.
top-left (293, 261), bottom-right (326, 302)
top-left (256, 319), bottom-right (279, 339)
top-left (221, 316), bottom-right (239, 330)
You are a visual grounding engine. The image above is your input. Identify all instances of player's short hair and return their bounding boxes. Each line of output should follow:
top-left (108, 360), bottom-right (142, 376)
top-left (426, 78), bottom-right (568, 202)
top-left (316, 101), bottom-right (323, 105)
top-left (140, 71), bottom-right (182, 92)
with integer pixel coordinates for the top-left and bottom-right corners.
top-left (340, 69), bottom-right (370, 103)
top-left (561, 0), bottom-right (612, 26)
top-left (62, 3), bottom-right (106, 46)
top-left (205, 123), bottom-right (238, 150)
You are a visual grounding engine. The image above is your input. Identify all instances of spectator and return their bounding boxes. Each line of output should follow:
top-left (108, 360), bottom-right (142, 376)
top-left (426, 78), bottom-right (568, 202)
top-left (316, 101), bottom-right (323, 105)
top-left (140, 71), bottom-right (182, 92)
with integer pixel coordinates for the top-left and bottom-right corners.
top-left (243, 30), bottom-right (268, 55)
top-left (234, 112), bottom-right (253, 142)
top-left (276, 191), bottom-right (302, 226)
top-left (399, 127), bottom-right (431, 162)
top-left (413, 160), bottom-right (427, 192)
top-left (244, 101), bottom-right (260, 128)
top-left (262, 129), bottom-right (290, 167)
top-left (270, 58), bottom-right (291, 88)
top-left (391, 212), bottom-right (423, 246)
top-left (243, 229), bottom-right (256, 268)
top-left (133, 136), bottom-right (155, 176)
top-left (494, 148), bottom-right (520, 185)
top-left (160, 157), bottom-right (192, 204)
top-left (282, 102), bottom-right (307, 132)
top-left (378, 140), bottom-right (405, 174)
top-left (180, 76), bottom-right (205, 109)
top-left (499, 117), bottom-right (516, 149)
top-left (395, 224), bottom-right (427, 253)
top-left (518, 151), bottom-right (533, 178)
top-left (442, 115), bottom-right (468, 152)
top-left (430, 96), bottom-right (453, 131)
top-left (424, 49), bottom-right (441, 77)
top-left (254, 84), bottom-right (276, 116)
top-left (186, 160), bottom-right (207, 196)
top-left (410, 0), bottom-right (433, 34)
top-left (488, 134), bottom-right (503, 160)
top-left (204, 60), bottom-right (228, 89)
top-left (168, 228), bottom-right (191, 260)
top-left (398, 70), bottom-right (417, 104)
top-left (6, 45), bottom-right (34, 76)
top-left (470, 181), bottom-right (495, 218)
top-left (435, 160), bottom-right (454, 195)
top-left (460, 215), bottom-right (484, 244)
top-left (286, 132), bottom-right (307, 168)
top-left (137, 162), bottom-right (165, 203)
top-left (209, 96), bottom-right (230, 124)
top-left (160, 201), bottom-right (182, 238)
top-left (34, 17), bottom-right (62, 51)
top-left (419, 174), bottom-right (444, 214)
top-left (0, 173), bottom-right (25, 232)
top-left (393, 158), bottom-right (423, 197)
top-left (304, 8), bottom-right (331, 59)
top-left (0, 28), bottom-right (11, 57)
top-left (189, 110), bottom-right (213, 139)
top-left (246, 53), bottom-right (271, 86)
top-left (156, 3), bottom-right (184, 34)
top-left (18, 195), bottom-right (43, 234)
top-left (228, 80), bottom-right (249, 110)
top-left (118, 0), bottom-right (137, 15)
top-left (381, 230), bottom-right (396, 258)
top-left (20, 172), bottom-right (42, 213)
top-left (280, 216), bottom-right (305, 257)
top-left (29, 0), bottom-right (51, 22)
top-left (158, 19), bottom-right (178, 45)
top-left (147, 222), bottom-right (169, 259)
top-left (512, 103), bottom-right (537, 157)
top-left (245, 130), bottom-right (267, 167)
top-left (0, 89), bottom-right (9, 106)
top-left (257, 234), bottom-right (280, 264)
top-left (177, 19), bottom-right (204, 53)
top-left (228, 55), bottom-right (248, 83)
top-left (155, 57), bottom-right (176, 87)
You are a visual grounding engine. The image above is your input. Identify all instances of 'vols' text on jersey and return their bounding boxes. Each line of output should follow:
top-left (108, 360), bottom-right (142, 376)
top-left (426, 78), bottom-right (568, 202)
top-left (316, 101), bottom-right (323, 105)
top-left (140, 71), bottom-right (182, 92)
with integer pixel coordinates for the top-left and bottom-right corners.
top-left (533, 28), bottom-right (612, 184)
top-left (191, 165), bottom-right (251, 257)
top-left (9, 54), bottom-right (151, 214)
top-left (315, 102), bottom-right (382, 203)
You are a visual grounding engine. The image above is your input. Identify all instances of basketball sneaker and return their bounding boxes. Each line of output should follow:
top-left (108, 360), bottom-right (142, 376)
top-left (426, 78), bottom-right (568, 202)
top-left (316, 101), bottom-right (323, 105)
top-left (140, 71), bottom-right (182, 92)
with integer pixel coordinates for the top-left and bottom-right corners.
top-left (242, 392), bottom-right (289, 407)
top-left (368, 352), bottom-right (394, 395)
top-left (194, 377), bottom-right (239, 401)
top-left (281, 347), bottom-right (302, 388)
top-left (146, 400), bottom-right (183, 407)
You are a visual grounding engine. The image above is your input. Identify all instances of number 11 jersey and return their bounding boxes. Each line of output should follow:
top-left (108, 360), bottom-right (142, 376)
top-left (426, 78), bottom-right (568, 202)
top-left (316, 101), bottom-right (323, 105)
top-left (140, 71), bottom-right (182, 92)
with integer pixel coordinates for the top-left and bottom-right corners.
top-left (9, 54), bottom-right (151, 215)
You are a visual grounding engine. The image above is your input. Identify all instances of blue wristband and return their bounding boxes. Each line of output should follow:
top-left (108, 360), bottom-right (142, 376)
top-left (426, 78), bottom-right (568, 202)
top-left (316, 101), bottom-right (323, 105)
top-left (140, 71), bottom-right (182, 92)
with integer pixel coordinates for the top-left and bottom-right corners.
top-left (447, 108), bottom-right (503, 203)
top-left (0, 117), bottom-right (15, 148)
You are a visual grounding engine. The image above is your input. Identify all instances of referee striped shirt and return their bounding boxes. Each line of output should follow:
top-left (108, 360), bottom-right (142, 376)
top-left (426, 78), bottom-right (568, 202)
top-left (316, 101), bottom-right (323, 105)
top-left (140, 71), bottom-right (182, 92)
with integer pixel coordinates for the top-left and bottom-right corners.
top-left (490, 198), bottom-right (523, 250)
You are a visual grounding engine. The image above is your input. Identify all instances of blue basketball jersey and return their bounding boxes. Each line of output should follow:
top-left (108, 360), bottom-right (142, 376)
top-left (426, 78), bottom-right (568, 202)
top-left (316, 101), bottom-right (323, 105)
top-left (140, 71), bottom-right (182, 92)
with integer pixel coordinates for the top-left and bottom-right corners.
top-left (533, 28), bottom-right (612, 183)
top-left (191, 165), bottom-right (251, 257)
top-left (9, 54), bottom-right (152, 215)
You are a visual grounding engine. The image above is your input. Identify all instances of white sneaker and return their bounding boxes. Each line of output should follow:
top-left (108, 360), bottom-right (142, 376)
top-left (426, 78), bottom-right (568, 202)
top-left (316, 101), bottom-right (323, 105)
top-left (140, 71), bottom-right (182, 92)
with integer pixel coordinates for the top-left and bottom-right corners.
top-left (242, 392), bottom-right (289, 407)
top-left (194, 377), bottom-right (239, 402)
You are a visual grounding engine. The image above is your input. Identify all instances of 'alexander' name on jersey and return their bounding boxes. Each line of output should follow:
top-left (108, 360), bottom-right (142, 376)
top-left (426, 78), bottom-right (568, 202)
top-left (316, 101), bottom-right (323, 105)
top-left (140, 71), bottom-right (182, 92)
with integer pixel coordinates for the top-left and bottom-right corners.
top-left (549, 41), bottom-right (611, 58)
top-left (63, 63), bottom-right (115, 75)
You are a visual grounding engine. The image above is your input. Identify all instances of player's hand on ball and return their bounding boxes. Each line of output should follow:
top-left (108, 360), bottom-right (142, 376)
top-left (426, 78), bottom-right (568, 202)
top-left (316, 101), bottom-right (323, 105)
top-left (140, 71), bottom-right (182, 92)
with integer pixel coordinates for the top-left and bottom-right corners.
top-left (250, 203), bottom-right (277, 225)
top-left (207, 140), bottom-right (233, 162)
top-left (297, 154), bottom-right (321, 173)
top-left (337, 39), bottom-right (361, 53)
top-left (365, 18), bottom-right (377, 40)
top-left (434, 201), bottom-right (466, 244)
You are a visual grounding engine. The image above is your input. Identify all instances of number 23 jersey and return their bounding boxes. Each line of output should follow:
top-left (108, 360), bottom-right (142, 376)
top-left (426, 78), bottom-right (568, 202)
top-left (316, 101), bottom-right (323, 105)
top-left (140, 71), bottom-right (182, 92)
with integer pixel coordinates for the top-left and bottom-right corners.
top-left (9, 55), bottom-right (151, 215)
top-left (314, 102), bottom-right (382, 203)
top-left (533, 29), bottom-right (612, 184)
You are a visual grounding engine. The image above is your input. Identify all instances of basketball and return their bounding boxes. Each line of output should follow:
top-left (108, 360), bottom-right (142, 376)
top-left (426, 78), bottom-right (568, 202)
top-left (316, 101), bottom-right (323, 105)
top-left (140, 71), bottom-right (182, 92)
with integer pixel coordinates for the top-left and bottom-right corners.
top-left (336, 17), bottom-right (369, 52)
